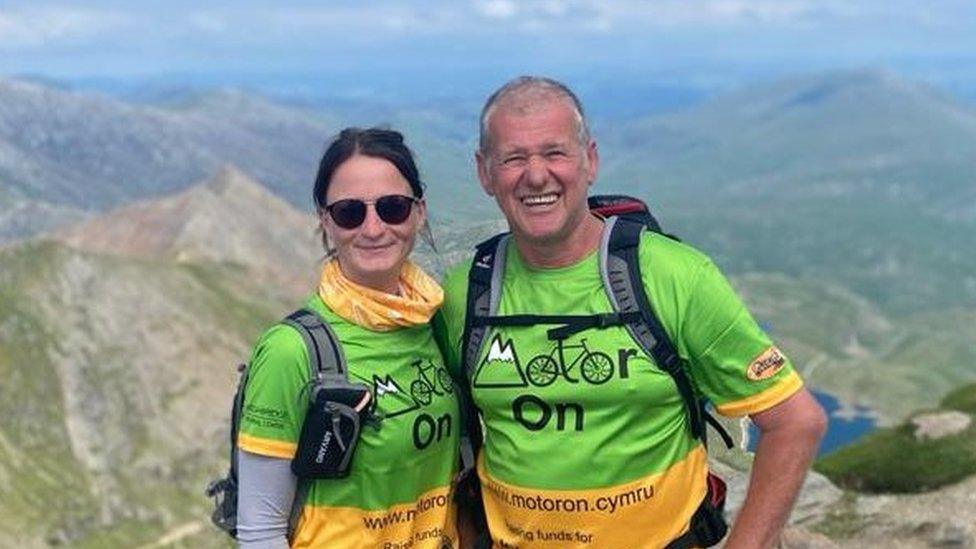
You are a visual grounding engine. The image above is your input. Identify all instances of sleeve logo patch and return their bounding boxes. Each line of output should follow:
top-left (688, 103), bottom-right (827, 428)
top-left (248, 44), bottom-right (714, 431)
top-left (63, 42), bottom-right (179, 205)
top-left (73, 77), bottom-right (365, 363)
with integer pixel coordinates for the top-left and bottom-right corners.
top-left (746, 346), bottom-right (786, 381)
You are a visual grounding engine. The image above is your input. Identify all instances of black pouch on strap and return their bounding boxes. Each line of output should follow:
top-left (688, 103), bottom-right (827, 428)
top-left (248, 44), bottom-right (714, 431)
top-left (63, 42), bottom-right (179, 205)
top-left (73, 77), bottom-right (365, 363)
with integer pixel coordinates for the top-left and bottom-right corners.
top-left (291, 381), bottom-right (371, 479)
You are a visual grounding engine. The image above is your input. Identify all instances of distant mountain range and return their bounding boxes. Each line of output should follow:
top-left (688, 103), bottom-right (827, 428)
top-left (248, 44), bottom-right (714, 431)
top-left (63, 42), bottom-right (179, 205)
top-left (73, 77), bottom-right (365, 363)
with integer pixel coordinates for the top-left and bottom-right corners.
top-left (598, 69), bottom-right (976, 314)
top-left (0, 78), bottom-right (486, 241)
top-left (0, 80), bottom-right (330, 203)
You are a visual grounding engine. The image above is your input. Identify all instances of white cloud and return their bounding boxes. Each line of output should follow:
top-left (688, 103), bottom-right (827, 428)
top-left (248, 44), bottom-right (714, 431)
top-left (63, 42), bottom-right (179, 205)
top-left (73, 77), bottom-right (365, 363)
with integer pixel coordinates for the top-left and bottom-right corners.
top-left (475, 0), bottom-right (519, 19)
top-left (1, 0), bottom-right (973, 76)
top-left (258, 5), bottom-right (465, 35)
top-left (565, 0), bottom-right (815, 27)
top-left (569, 0), bottom-right (976, 29)
top-left (0, 6), bottom-right (131, 48)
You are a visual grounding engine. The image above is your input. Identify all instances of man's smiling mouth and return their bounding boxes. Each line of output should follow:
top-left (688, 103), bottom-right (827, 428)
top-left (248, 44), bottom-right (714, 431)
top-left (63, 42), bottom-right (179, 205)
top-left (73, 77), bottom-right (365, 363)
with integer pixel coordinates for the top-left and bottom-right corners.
top-left (521, 192), bottom-right (559, 206)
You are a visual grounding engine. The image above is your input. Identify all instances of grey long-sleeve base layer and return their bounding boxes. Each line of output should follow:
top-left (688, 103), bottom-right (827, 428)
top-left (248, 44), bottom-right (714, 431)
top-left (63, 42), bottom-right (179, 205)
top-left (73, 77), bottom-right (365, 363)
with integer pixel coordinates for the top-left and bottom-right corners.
top-left (236, 449), bottom-right (295, 549)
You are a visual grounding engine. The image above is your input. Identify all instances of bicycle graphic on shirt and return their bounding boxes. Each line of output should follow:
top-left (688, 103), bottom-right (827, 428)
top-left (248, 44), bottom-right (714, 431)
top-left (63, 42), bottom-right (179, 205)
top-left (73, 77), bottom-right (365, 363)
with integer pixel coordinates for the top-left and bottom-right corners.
top-left (409, 359), bottom-right (455, 406)
top-left (525, 338), bottom-right (615, 386)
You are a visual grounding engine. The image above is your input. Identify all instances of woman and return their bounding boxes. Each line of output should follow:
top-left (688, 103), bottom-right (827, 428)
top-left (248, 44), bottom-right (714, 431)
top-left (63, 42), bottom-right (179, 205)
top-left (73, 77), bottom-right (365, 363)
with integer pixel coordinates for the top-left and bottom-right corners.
top-left (235, 128), bottom-right (460, 548)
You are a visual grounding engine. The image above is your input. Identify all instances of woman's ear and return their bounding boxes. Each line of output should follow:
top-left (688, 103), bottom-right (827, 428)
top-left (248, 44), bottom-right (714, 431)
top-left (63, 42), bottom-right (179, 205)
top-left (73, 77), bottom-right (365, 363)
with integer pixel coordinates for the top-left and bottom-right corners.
top-left (317, 210), bottom-right (335, 256)
top-left (414, 198), bottom-right (428, 228)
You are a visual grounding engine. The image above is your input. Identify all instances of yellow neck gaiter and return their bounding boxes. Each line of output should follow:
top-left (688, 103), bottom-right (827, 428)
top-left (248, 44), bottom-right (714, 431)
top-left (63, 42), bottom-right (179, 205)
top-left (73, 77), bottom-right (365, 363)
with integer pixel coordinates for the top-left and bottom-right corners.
top-left (318, 259), bottom-right (444, 331)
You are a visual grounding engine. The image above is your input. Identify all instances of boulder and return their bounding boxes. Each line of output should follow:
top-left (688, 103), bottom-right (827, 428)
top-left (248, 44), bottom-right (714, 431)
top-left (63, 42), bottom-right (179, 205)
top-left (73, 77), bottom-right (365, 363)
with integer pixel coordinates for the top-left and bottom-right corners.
top-left (911, 411), bottom-right (972, 440)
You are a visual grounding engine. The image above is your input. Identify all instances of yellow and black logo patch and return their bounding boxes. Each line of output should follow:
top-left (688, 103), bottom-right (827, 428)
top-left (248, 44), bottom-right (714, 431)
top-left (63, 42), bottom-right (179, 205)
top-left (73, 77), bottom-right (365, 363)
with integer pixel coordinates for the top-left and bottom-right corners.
top-left (746, 346), bottom-right (786, 381)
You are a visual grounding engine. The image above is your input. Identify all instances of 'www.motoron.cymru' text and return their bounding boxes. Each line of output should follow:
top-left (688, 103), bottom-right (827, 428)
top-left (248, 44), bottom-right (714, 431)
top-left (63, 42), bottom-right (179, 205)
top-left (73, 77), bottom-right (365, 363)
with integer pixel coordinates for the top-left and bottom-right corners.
top-left (483, 477), bottom-right (654, 514)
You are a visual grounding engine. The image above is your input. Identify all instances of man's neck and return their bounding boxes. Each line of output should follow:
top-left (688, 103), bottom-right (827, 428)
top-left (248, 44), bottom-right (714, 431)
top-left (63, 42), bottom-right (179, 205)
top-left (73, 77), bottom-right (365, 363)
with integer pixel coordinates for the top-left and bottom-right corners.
top-left (514, 214), bottom-right (605, 269)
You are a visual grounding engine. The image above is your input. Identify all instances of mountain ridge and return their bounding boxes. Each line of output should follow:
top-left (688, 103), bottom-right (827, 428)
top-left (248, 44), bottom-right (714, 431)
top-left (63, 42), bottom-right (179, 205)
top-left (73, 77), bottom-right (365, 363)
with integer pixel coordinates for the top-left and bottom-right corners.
top-left (55, 164), bottom-right (320, 298)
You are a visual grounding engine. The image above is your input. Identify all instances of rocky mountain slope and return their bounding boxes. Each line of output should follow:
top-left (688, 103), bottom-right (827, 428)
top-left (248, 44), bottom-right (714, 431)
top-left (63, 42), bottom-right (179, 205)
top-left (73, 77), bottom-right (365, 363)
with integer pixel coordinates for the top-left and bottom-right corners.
top-left (0, 167), bottom-right (972, 548)
top-left (0, 167), bottom-right (323, 547)
top-left (715, 386), bottom-right (976, 548)
top-left (0, 238), bottom-right (277, 547)
top-left (56, 164), bottom-right (321, 299)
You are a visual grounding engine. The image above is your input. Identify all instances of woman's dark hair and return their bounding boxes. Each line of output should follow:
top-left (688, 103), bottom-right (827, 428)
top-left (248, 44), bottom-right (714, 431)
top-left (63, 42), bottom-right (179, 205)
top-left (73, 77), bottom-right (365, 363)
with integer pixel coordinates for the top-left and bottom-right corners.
top-left (313, 127), bottom-right (425, 210)
top-left (313, 127), bottom-right (435, 254)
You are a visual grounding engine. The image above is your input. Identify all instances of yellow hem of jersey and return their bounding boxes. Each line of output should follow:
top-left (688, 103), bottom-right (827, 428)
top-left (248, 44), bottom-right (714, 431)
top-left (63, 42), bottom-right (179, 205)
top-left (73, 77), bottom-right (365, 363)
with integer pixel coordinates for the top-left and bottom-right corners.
top-left (291, 484), bottom-right (458, 549)
top-left (478, 446), bottom-right (708, 548)
top-left (238, 433), bottom-right (298, 459)
top-left (715, 370), bottom-right (803, 417)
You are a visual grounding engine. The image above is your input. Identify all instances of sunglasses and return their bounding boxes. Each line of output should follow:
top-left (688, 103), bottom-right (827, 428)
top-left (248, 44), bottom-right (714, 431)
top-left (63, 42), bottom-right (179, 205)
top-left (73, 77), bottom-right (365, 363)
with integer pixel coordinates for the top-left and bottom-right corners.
top-left (324, 194), bottom-right (421, 229)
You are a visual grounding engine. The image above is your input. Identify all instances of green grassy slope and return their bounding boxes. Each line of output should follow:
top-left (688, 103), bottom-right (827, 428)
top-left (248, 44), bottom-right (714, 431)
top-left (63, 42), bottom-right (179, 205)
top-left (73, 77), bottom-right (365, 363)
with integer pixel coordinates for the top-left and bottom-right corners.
top-left (814, 383), bottom-right (976, 493)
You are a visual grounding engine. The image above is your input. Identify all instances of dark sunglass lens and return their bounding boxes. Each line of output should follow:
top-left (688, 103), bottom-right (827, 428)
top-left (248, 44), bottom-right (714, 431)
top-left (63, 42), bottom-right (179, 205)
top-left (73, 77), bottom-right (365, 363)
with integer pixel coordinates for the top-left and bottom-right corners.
top-left (375, 196), bottom-right (414, 225)
top-left (329, 199), bottom-right (367, 229)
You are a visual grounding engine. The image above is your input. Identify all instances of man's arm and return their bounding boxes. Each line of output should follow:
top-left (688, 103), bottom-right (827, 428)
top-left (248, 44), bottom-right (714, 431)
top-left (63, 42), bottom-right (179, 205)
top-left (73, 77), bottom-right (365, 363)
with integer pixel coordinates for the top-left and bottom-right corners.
top-left (723, 387), bottom-right (827, 549)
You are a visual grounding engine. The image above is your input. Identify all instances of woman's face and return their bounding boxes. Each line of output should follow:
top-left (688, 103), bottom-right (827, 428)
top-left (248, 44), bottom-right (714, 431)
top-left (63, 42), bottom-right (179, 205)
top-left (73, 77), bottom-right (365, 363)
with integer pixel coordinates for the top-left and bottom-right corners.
top-left (320, 154), bottom-right (425, 293)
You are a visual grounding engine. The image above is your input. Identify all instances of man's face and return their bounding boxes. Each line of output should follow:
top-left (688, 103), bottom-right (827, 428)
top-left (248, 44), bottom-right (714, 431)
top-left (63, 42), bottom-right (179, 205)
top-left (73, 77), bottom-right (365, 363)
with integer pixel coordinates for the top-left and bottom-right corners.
top-left (477, 98), bottom-right (598, 250)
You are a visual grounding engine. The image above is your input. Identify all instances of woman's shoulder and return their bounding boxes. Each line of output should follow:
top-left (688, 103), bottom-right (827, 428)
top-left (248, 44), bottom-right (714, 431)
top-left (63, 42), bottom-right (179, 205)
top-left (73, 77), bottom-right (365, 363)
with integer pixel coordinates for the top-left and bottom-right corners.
top-left (246, 299), bottom-right (330, 379)
top-left (248, 322), bottom-right (308, 376)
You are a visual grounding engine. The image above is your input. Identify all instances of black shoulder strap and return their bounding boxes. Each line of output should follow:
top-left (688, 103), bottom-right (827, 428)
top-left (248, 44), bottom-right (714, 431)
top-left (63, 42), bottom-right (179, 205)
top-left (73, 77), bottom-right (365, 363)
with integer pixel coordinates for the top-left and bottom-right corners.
top-left (283, 308), bottom-right (346, 382)
top-left (455, 233), bottom-right (511, 481)
top-left (600, 217), bottom-right (732, 448)
top-left (461, 233), bottom-right (510, 382)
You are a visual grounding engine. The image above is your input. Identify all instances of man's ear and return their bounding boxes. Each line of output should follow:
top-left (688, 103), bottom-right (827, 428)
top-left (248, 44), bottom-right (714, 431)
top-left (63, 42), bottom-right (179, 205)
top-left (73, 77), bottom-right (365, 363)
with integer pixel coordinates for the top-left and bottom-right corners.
top-left (585, 139), bottom-right (599, 186)
top-left (476, 150), bottom-right (494, 197)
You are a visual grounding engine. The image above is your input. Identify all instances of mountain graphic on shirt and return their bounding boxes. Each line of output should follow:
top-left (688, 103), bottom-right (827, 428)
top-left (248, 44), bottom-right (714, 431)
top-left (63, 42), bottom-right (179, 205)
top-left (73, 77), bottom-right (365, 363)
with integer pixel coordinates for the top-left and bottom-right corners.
top-left (372, 374), bottom-right (419, 419)
top-left (472, 334), bottom-right (528, 388)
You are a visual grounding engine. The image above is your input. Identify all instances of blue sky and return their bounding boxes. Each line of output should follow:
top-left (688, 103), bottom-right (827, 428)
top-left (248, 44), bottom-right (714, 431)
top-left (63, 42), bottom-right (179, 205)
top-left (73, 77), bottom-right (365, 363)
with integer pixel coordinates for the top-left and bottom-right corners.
top-left (2, 1), bottom-right (975, 99)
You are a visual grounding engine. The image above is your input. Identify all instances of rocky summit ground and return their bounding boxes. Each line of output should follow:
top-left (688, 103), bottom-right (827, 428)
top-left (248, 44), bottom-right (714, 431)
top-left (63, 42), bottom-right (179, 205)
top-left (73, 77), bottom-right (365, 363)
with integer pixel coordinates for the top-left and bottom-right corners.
top-left (713, 459), bottom-right (976, 548)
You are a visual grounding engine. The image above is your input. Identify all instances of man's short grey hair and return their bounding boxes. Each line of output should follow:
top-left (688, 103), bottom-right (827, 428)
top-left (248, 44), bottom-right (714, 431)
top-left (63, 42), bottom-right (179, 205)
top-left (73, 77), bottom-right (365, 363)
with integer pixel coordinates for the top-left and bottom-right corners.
top-left (478, 76), bottom-right (591, 154)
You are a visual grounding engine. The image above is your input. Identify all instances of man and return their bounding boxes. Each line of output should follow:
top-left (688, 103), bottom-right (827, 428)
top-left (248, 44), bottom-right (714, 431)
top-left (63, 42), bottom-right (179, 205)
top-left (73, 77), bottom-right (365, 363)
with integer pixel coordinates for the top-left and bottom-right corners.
top-left (441, 76), bottom-right (826, 548)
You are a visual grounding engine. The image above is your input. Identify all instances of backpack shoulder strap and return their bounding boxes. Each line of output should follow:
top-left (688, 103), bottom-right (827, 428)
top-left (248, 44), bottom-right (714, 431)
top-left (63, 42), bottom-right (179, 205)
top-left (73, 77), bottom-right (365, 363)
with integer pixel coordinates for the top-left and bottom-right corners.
top-left (461, 233), bottom-right (510, 383)
top-left (600, 217), bottom-right (731, 447)
top-left (454, 233), bottom-right (509, 482)
top-left (282, 308), bottom-right (346, 382)
top-left (280, 307), bottom-right (347, 540)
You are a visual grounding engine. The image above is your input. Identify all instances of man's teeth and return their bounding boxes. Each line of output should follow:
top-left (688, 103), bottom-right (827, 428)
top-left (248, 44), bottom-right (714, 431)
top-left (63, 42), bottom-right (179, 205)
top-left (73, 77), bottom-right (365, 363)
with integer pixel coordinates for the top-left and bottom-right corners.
top-left (522, 193), bottom-right (559, 206)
